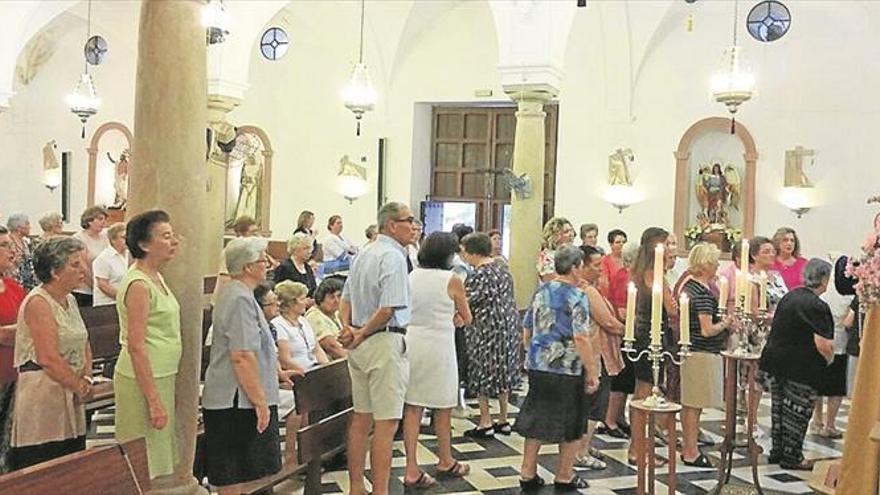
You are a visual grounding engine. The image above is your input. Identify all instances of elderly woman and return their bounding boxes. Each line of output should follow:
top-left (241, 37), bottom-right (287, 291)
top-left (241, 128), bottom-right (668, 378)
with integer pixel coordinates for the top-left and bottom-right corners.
top-left (272, 280), bottom-right (328, 466)
top-left (72, 206), bottom-right (109, 307)
top-left (678, 243), bottom-right (733, 467)
top-left (517, 245), bottom-right (599, 491)
top-left (401, 232), bottom-right (473, 488)
top-left (37, 212), bottom-right (65, 244)
top-left (204, 237), bottom-right (292, 492)
top-left (92, 222), bottom-right (129, 307)
top-left (274, 232), bottom-right (317, 299)
top-left (0, 227), bottom-right (27, 473)
top-left (306, 277), bottom-right (346, 359)
top-left (7, 213), bottom-right (37, 292)
top-left (580, 223), bottom-right (604, 255)
top-left (10, 237), bottom-right (92, 469)
top-left (460, 233), bottom-right (520, 439)
top-left (759, 258), bottom-right (835, 471)
top-left (113, 211), bottom-right (181, 479)
top-left (364, 224), bottom-right (378, 244)
top-left (772, 227), bottom-right (808, 290)
top-left (537, 217), bottom-right (575, 283)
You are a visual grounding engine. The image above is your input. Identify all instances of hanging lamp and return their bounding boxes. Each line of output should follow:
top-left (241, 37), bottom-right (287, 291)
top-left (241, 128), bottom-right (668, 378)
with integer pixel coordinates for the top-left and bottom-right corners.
top-left (342, 0), bottom-right (376, 136)
top-left (710, 0), bottom-right (756, 133)
top-left (66, 0), bottom-right (101, 139)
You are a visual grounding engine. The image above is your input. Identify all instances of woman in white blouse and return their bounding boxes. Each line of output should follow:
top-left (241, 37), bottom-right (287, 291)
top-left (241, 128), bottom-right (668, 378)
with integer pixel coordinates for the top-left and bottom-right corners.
top-left (271, 280), bottom-right (329, 465)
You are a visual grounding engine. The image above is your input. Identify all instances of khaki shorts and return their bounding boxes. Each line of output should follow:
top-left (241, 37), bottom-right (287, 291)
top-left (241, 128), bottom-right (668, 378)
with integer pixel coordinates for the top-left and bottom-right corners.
top-left (348, 332), bottom-right (409, 420)
top-left (681, 351), bottom-right (723, 409)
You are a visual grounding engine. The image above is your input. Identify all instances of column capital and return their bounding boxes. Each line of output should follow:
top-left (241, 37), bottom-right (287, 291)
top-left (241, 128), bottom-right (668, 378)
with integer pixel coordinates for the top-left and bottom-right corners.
top-left (207, 93), bottom-right (241, 121)
top-left (499, 64), bottom-right (562, 98)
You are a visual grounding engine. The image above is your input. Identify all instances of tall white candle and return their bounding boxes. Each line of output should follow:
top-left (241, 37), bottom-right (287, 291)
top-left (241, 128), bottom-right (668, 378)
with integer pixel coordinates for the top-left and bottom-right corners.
top-left (740, 239), bottom-right (750, 275)
top-left (653, 243), bottom-right (665, 288)
top-left (718, 275), bottom-right (729, 310)
top-left (735, 269), bottom-right (743, 308)
top-left (651, 282), bottom-right (662, 347)
top-left (679, 293), bottom-right (690, 346)
top-left (743, 272), bottom-right (753, 314)
top-left (625, 282), bottom-right (637, 342)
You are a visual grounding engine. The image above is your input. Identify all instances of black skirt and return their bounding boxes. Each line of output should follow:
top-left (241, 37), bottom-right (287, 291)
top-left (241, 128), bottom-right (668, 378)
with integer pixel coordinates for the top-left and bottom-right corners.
top-left (815, 354), bottom-right (847, 397)
top-left (204, 406), bottom-right (281, 487)
top-left (587, 368), bottom-right (611, 422)
top-left (514, 370), bottom-right (588, 443)
top-left (611, 362), bottom-right (636, 394)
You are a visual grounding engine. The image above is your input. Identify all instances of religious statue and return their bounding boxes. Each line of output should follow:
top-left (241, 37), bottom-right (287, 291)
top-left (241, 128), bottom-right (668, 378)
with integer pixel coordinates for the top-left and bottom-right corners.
top-left (784, 145), bottom-right (815, 187)
top-left (42, 140), bottom-right (59, 171)
top-left (695, 162), bottom-right (741, 225)
top-left (225, 132), bottom-right (264, 228)
top-left (608, 148), bottom-right (635, 186)
top-left (107, 149), bottom-right (131, 209)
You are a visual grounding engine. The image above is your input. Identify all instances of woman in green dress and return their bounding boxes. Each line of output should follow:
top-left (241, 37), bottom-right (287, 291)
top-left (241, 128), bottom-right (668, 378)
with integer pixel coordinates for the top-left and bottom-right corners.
top-left (114, 210), bottom-right (182, 479)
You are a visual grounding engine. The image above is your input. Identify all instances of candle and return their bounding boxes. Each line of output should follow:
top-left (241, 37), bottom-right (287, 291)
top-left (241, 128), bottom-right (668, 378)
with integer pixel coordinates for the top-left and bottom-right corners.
top-left (679, 293), bottom-right (690, 346)
top-left (759, 270), bottom-right (768, 311)
top-left (734, 269), bottom-right (743, 308)
top-left (718, 275), bottom-right (729, 310)
top-left (653, 243), bottom-right (665, 288)
top-left (651, 282), bottom-right (662, 347)
top-left (740, 239), bottom-right (750, 275)
top-left (743, 272), bottom-right (752, 314)
top-left (624, 282), bottom-right (637, 342)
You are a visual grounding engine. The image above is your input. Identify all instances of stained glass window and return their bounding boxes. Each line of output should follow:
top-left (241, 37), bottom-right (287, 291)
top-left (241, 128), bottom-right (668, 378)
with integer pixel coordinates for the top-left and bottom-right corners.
top-left (747, 1), bottom-right (791, 42)
top-left (260, 27), bottom-right (289, 61)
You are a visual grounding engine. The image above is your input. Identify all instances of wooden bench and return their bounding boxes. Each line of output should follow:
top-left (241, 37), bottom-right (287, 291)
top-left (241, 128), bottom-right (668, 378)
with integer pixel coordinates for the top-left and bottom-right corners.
top-left (80, 304), bottom-right (122, 412)
top-left (239, 359), bottom-right (353, 495)
top-left (0, 438), bottom-right (150, 494)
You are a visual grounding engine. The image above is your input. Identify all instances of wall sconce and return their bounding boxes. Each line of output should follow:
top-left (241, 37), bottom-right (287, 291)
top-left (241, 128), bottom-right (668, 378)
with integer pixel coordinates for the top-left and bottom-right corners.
top-left (604, 185), bottom-right (641, 213)
top-left (202, 0), bottom-right (230, 45)
top-left (337, 155), bottom-right (368, 204)
top-left (499, 168), bottom-right (532, 200)
top-left (42, 140), bottom-right (62, 191)
top-left (780, 186), bottom-right (815, 218)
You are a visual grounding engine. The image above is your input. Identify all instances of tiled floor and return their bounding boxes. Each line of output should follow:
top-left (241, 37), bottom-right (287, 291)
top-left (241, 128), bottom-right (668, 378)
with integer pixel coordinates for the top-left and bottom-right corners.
top-left (87, 389), bottom-right (848, 494)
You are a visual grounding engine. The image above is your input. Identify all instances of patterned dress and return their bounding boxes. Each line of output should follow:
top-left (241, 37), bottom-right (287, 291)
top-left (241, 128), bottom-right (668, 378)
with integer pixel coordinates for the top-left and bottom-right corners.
top-left (464, 262), bottom-right (521, 397)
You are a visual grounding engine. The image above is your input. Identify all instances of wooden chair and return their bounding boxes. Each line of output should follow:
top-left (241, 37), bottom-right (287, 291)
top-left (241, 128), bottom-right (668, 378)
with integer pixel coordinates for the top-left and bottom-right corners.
top-left (0, 438), bottom-right (150, 494)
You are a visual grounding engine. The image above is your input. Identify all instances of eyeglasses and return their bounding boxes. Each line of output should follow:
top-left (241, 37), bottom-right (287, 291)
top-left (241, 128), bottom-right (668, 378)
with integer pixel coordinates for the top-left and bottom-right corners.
top-left (393, 216), bottom-right (415, 224)
top-left (253, 258), bottom-right (271, 265)
top-left (261, 300), bottom-right (279, 307)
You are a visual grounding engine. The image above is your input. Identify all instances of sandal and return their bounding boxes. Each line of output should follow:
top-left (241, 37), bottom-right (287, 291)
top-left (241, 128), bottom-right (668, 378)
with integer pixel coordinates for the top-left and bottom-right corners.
top-left (403, 471), bottom-right (437, 489)
top-left (554, 475), bottom-right (589, 491)
top-left (820, 427), bottom-right (844, 439)
top-left (628, 456), bottom-right (668, 467)
top-left (589, 447), bottom-right (606, 460)
top-left (493, 421), bottom-right (512, 435)
top-left (519, 475), bottom-right (546, 492)
top-left (436, 460), bottom-right (470, 479)
top-left (681, 453), bottom-right (713, 468)
top-left (463, 425), bottom-right (494, 439)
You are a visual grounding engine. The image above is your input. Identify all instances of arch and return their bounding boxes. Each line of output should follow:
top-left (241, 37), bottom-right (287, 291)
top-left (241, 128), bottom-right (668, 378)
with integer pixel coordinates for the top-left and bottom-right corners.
top-left (229, 125), bottom-right (273, 235)
top-left (87, 121), bottom-right (133, 208)
top-left (672, 117), bottom-right (758, 248)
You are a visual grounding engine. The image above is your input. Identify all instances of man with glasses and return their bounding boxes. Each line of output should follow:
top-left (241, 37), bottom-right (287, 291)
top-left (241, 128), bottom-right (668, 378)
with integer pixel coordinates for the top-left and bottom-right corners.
top-left (340, 202), bottom-right (414, 495)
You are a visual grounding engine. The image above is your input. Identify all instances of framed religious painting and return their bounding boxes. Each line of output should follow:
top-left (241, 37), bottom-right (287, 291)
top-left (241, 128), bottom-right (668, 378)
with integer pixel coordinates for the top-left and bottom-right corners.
top-left (222, 126), bottom-right (273, 235)
top-left (672, 117), bottom-right (757, 255)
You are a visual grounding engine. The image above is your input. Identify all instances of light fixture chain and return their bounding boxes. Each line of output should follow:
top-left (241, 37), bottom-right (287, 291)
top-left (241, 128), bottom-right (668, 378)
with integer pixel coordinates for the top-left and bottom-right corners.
top-left (84, 0), bottom-right (93, 73)
top-left (732, 0), bottom-right (738, 46)
top-left (358, 0), bottom-right (365, 63)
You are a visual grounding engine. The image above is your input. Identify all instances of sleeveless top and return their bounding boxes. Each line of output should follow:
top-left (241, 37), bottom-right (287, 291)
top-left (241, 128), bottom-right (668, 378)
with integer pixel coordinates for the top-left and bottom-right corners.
top-left (115, 267), bottom-right (182, 378)
top-left (14, 287), bottom-right (88, 371)
top-left (408, 269), bottom-right (455, 332)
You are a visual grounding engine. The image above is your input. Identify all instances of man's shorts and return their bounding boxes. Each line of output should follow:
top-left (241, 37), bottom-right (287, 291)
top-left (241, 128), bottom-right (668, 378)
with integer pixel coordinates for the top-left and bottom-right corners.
top-left (347, 332), bottom-right (409, 420)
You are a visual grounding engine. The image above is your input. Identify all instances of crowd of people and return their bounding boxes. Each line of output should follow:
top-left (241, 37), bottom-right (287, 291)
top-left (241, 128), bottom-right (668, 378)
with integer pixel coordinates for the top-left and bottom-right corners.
top-left (0, 201), bottom-right (870, 494)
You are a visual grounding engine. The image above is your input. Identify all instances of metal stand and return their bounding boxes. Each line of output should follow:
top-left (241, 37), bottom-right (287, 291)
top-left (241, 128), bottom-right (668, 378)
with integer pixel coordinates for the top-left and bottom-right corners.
top-left (622, 342), bottom-right (691, 410)
top-left (631, 399), bottom-right (681, 495)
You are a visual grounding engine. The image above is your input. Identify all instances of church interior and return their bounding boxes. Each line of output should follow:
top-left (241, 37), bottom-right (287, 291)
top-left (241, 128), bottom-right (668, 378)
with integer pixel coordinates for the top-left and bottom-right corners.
top-left (0, 0), bottom-right (879, 494)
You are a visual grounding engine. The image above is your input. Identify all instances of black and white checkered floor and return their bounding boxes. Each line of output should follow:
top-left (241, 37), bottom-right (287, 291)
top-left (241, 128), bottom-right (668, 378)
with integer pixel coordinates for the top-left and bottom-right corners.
top-left (87, 390), bottom-right (848, 494)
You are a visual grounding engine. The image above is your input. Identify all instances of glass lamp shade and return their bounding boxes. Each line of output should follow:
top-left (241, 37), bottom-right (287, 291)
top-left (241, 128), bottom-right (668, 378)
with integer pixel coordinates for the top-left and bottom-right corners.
top-left (338, 173), bottom-right (369, 203)
top-left (66, 73), bottom-right (100, 137)
top-left (342, 62), bottom-right (377, 119)
top-left (711, 46), bottom-right (756, 114)
top-left (43, 167), bottom-right (62, 191)
top-left (603, 185), bottom-right (642, 212)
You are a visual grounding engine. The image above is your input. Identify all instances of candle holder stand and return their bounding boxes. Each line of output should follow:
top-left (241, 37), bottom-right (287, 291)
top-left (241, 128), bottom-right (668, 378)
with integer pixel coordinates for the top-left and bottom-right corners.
top-left (728, 296), bottom-right (769, 358)
top-left (622, 341), bottom-right (691, 410)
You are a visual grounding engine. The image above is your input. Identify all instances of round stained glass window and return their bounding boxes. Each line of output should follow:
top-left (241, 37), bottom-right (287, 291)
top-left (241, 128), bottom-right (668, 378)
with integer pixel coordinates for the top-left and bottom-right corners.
top-left (747, 1), bottom-right (791, 42)
top-left (260, 27), bottom-right (289, 61)
top-left (84, 35), bottom-right (108, 66)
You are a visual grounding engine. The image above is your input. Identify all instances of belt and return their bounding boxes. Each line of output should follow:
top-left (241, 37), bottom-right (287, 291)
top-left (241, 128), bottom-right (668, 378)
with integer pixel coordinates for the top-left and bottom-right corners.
top-left (364, 326), bottom-right (407, 340)
top-left (18, 361), bottom-right (43, 372)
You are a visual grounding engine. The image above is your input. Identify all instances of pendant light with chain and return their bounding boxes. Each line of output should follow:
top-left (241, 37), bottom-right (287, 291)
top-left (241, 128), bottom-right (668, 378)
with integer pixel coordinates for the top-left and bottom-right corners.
top-left (66, 0), bottom-right (101, 139)
top-left (710, 0), bottom-right (756, 134)
top-left (342, 0), bottom-right (377, 137)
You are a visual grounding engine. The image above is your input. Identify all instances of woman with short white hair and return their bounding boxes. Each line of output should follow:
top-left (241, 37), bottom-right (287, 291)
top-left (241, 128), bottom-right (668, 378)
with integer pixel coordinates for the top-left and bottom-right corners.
top-left (203, 236), bottom-right (294, 493)
top-left (274, 232), bottom-right (317, 299)
top-left (37, 212), bottom-right (65, 244)
top-left (7, 213), bottom-right (36, 291)
top-left (678, 243), bottom-right (733, 467)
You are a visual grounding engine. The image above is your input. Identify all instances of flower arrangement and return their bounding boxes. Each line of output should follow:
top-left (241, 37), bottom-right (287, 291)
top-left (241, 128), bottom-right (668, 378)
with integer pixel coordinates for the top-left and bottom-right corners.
top-left (684, 222), bottom-right (742, 245)
top-left (846, 246), bottom-right (880, 308)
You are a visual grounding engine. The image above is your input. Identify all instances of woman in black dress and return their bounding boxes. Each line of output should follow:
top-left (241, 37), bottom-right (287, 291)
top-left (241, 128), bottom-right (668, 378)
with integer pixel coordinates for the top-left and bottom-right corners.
top-left (274, 232), bottom-right (317, 299)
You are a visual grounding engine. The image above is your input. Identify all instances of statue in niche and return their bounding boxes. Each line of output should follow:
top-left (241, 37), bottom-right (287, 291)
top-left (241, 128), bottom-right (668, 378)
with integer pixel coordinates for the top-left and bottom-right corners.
top-left (225, 133), bottom-right (264, 228)
top-left (107, 150), bottom-right (131, 209)
top-left (608, 148), bottom-right (635, 186)
top-left (784, 146), bottom-right (815, 187)
top-left (695, 162), bottom-right (741, 225)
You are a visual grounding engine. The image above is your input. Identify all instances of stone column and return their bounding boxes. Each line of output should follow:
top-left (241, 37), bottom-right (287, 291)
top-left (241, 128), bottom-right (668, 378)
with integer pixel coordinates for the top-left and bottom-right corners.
top-left (505, 89), bottom-right (555, 307)
top-left (204, 94), bottom-right (241, 276)
top-left (128, 1), bottom-right (207, 493)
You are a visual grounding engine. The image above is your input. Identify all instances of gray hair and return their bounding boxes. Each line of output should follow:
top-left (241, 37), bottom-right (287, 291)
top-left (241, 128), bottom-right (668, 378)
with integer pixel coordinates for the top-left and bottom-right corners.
top-left (225, 237), bottom-right (269, 276)
top-left (554, 244), bottom-right (584, 275)
top-left (33, 237), bottom-right (85, 283)
top-left (286, 232), bottom-right (313, 254)
top-left (377, 202), bottom-right (406, 232)
top-left (364, 224), bottom-right (378, 240)
top-left (6, 213), bottom-right (29, 231)
top-left (38, 212), bottom-right (63, 232)
top-left (622, 242), bottom-right (639, 268)
top-left (803, 257), bottom-right (832, 290)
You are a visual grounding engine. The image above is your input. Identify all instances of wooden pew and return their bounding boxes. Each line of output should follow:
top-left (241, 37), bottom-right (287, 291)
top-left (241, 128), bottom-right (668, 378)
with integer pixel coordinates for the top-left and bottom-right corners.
top-left (0, 438), bottom-right (150, 494)
top-left (240, 359), bottom-right (353, 495)
top-left (80, 305), bottom-right (121, 412)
